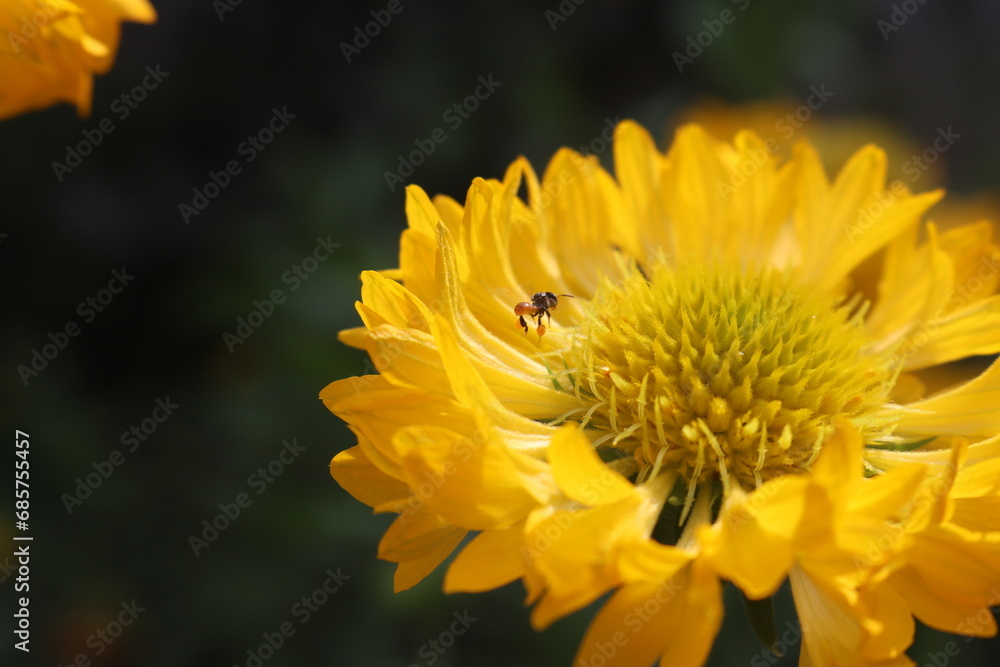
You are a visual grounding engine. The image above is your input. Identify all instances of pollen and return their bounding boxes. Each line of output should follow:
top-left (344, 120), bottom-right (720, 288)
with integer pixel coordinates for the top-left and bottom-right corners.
top-left (571, 263), bottom-right (899, 496)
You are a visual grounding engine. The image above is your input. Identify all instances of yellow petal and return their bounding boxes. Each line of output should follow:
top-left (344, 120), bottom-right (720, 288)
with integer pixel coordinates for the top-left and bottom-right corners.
top-left (0, 0), bottom-right (156, 119)
top-left (573, 560), bottom-right (721, 667)
top-left (432, 193), bottom-right (465, 233)
top-left (322, 376), bottom-right (471, 479)
top-left (363, 272), bottom-right (578, 418)
top-left (394, 424), bottom-right (541, 530)
top-left (378, 509), bottom-right (466, 592)
top-left (793, 140), bottom-right (943, 293)
top-left (947, 454), bottom-right (1000, 532)
top-left (378, 508), bottom-right (458, 562)
top-left (702, 477), bottom-right (811, 598)
top-left (398, 228), bottom-right (438, 302)
top-left (502, 158), bottom-right (567, 295)
top-left (444, 523), bottom-right (526, 593)
top-left (433, 222), bottom-right (584, 409)
top-left (329, 445), bottom-right (409, 509)
top-left (428, 307), bottom-right (562, 449)
top-left (796, 143), bottom-right (885, 287)
top-left (98, 0), bottom-right (159, 23)
top-left (857, 581), bottom-right (915, 663)
top-left (548, 423), bottom-right (636, 505)
top-left (888, 556), bottom-right (999, 639)
top-left (900, 295), bottom-right (1000, 369)
top-left (461, 177), bottom-right (525, 296)
top-left (790, 565), bottom-right (867, 667)
top-left (905, 440), bottom-right (964, 533)
top-left (953, 454), bottom-right (1000, 498)
top-left (726, 130), bottom-right (796, 268)
top-left (526, 500), bottom-right (645, 629)
top-left (320, 373), bottom-right (393, 406)
top-left (811, 419), bottom-right (865, 492)
top-left (655, 559), bottom-right (723, 667)
top-left (906, 526), bottom-right (1000, 614)
top-left (614, 121), bottom-right (667, 248)
top-left (937, 221), bottom-right (1000, 302)
top-left (847, 463), bottom-right (926, 521)
top-left (392, 528), bottom-right (466, 593)
top-left (358, 270), bottom-right (434, 333)
top-left (824, 188), bottom-right (943, 295)
top-left (864, 435), bottom-right (1000, 472)
top-left (792, 141), bottom-right (832, 278)
top-left (337, 325), bottom-right (368, 349)
top-left (615, 538), bottom-right (692, 583)
top-left (365, 325), bottom-right (453, 395)
top-left (866, 223), bottom-right (954, 348)
top-left (404, 184), bottom-right (440, 237)
top-left (574, 582), bottom-right (672, 667)
top-left (664, 125), bottom-right (727, 264)
top-left (537, 149), bottom-right (634, 295)
top-left (896, 357), bottom-right (1000, 437)
top-left (951, 496), bottom-right (1000, 532)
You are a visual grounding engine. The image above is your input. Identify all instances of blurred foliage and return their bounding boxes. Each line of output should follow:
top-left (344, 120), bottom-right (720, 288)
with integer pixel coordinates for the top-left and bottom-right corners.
top-left (1, 1), bottom-right (999, 665)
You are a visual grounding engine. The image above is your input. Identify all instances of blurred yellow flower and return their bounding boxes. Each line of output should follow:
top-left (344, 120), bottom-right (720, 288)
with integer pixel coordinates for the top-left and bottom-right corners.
top-left (0, 0), bottom-right (156, 120)
top-left (324, 120), bottom-right (1000, 666)
top-left (674, 97), bottom-right (936, 186)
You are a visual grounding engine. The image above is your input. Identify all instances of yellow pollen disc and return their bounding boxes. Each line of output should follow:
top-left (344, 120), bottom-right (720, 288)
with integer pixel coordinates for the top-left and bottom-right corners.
top-left (570, 263), bottom-right (898, 494)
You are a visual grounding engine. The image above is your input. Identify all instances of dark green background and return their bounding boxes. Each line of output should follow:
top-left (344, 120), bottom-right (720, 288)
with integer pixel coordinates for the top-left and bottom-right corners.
top-left (2, 1), bottom-right (999, 665)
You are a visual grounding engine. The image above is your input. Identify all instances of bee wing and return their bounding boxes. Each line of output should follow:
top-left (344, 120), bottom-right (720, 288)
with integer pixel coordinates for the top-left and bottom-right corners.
top-left (492, 286), bottom-right (524, 306)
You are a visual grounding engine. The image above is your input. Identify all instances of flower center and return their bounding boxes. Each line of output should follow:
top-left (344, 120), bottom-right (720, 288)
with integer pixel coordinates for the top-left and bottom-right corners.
top-left (569, 263), bottom-right (898, 496)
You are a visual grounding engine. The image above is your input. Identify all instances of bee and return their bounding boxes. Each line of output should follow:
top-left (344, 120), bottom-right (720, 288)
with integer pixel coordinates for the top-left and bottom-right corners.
top-left (514, 292), bottom-right (574, 340)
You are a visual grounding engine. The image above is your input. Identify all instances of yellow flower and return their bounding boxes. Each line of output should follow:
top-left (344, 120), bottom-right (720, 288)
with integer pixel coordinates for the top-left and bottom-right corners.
top-left (0, 0), bottom-right (156, 120)
top-left (323, 120), bottom-right (1000, 665)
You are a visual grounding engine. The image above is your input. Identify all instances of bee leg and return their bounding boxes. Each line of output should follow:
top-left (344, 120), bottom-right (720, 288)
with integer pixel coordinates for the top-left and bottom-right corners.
top-left (536, 322), bottom-right (546, 340)
top-left (518, 315), bottom-right (528, 335)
